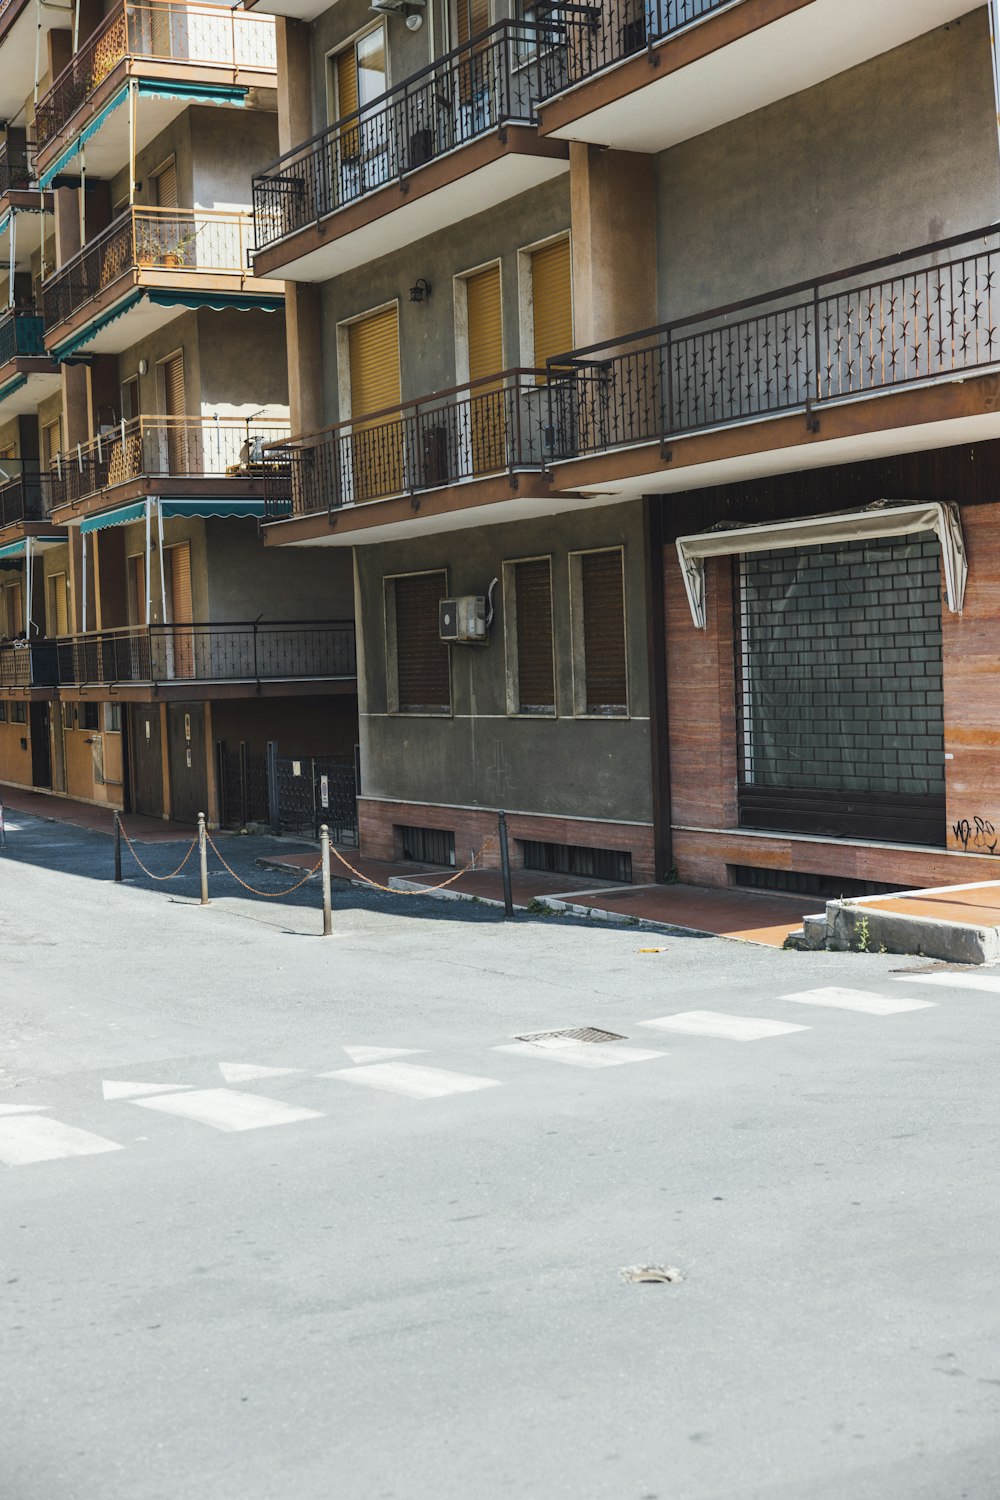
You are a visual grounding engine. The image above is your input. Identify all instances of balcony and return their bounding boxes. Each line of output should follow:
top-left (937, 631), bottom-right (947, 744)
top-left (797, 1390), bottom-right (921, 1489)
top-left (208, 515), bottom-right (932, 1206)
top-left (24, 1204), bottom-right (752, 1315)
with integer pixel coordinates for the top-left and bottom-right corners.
top-left (0, 308), bottom-right (61, 413)
top-left (48, 415), bottom-right (290, 516)
top-left (42, 208), bottom-right (282, 360)
top-left (0, 141), bottom-right (31, 196)
top-left (536, 0), bottom-right (972, 154)
top-left (252, 21), bottom-right (569, 282)
top-left (263, 369), bottom-right (572, 545)
top-left (0, 639), bottom-right (59, 689)
top-left (544, 224), bottom-right (1000, 498)
top-left (35, 0), bottom-right (277, 184)
top-left (55, 619), bottom-right (357, 699)
top-left (0, 472), bottom-right (55, 530)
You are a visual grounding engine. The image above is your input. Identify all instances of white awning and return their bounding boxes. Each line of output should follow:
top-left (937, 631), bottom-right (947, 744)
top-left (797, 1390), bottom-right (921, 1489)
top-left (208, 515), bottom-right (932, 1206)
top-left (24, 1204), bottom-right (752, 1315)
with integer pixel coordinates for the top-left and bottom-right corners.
top-left (675, 502), bottom-right (968, 628)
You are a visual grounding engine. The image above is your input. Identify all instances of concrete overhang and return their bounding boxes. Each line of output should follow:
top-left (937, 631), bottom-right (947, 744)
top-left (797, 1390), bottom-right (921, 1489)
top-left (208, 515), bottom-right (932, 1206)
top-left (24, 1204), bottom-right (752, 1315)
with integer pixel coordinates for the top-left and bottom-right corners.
top-left (0, 196), bottom-right (54, 274)
top-left (253, 131), bottom-right (569, 282)
top-left (0, 0), bottom-right (68, 117)
top-left (50, 473), bottom-right (269, 525)
top-left (537, 0), bottom-right (975, 153)
top-left (0, 362), bottom-right (62, 415)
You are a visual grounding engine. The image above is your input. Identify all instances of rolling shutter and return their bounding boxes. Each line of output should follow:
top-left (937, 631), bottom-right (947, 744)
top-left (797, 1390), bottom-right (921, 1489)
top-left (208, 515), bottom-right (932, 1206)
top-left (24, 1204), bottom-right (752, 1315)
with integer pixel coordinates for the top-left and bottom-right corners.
top-left (162, 352), bottom-right (187, 473)
top-left (514, 558), bottom-right (554, 713)
top-left (48, 572), bottom-right (69, 637)
top-left (130, 553), bottom-right (146, 624)
top-left (581, 549), bottom-right (627, 714)
top-left (336, 44), bottom-right (360, 156)
top-left (152, 158), bottom-right (177, 208)
top-left (457, 0), bottom-right (490, 46)
top-left (466, 264), bottom-right (503, 381)
top-left (7, 581), bottom-right (22, 637)
top-left (531, 237), bottom-right (573, 369)
top-left (168, 542), bottom-right (193, 624)
top-left (394, 571), bottom-right (450, 712)
top-left (349, 305), bottom-right (400, 418)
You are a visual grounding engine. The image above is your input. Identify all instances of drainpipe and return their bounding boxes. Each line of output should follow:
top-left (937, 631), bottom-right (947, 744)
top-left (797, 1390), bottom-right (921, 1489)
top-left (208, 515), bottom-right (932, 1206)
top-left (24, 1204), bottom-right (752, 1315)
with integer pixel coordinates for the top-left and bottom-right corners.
top-left (81, 529), bottom-right (87, 631)
top-left (144, 498), bottom-right (151, 624)
top-left (24, 536), bottom-right (33, 638)
top-left (156, 499), bottom-right (166, 627)
top-left (8, 213), bottom-right (15, 307)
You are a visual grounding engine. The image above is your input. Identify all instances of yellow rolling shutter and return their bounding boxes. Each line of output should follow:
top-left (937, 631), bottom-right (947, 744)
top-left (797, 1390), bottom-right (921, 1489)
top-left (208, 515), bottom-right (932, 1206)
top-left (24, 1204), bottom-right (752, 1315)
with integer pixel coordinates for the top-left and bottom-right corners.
top-left (153, 158), bottom-right (177, 208)
top-left (162, 352), bottom-right (187, 473)
top-left (531, 236), bottom-right (573, 369)
top-left (466, 265), bottom-right (505, 474)
top-left (337, 46), bottom-right (360, 157)
top-left (48, 572), bottom-right (69, 637)
top-left (168, 541), bottom-right (194, 678)
top-left (457, 0), bottom-right (490, 46)
top-left (349, 305), bottom-right (402, 499)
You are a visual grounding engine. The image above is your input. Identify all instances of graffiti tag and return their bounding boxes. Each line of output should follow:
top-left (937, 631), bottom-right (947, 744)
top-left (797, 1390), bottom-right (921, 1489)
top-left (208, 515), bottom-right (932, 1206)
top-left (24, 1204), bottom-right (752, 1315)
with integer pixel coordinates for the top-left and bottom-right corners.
top-left (952, 815), bottom-right (999, 856)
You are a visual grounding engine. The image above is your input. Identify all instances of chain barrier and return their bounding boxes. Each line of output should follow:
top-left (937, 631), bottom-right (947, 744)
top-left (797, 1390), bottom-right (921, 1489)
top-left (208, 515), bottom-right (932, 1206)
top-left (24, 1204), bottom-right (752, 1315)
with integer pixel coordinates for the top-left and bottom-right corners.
top-left (118, 821), bottom-right (199, 881)
top-left (204, 829), bottom-right (322, 897)
top-left (329, 838), bottom-right (499, 895)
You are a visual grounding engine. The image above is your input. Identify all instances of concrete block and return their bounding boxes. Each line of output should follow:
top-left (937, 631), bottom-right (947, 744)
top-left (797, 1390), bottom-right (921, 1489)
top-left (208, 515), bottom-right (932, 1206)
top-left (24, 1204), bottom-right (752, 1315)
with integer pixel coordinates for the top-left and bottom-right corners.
top-left (826, 902), bottom-right (1000, 965)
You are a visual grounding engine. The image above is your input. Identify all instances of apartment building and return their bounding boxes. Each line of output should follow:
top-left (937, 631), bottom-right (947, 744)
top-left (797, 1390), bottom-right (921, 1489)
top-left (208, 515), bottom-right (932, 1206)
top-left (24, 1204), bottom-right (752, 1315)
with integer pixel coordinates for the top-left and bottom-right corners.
top-left (252, 0), bottom-right (1000, 892)
top-left (0, 0), bottom-right (358, 827)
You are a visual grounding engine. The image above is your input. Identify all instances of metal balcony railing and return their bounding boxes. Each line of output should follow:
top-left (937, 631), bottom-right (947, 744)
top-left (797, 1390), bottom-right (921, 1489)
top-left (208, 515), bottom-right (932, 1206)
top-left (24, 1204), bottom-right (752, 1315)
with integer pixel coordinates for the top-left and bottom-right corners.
top-left (55, 619), bottom-right (357, 686)
top-left (0, 640), bottom-right (59, 687)
top-left (263, 369), bottom-right (562, 520)
top-left (49, 415), bottom-right (290, 508)
top-left (35, 0), bottom-right (277, 148)
top-left (544, 224), bottom-right (1000, 460)
top-left (42, 207), bottom-right (260, 330)
top-left (252, 20), bottom-right (568, 254)
top-left (0, 143), bottom-right (32, 195)
top-left (0, 308), bottom-right (46, 364)
top-left (0, 472), bottom-right (54, 528)
top-left (543, 0), bottom-right (744, 92)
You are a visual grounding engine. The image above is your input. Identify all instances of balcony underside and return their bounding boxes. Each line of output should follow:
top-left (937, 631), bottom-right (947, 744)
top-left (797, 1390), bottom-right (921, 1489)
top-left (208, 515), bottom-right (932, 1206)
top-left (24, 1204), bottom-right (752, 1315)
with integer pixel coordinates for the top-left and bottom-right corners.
top-left (254, 131), bottom-right (569, 282)
top-left (51, 473), bottom-right (269, 523)
top-left (44, 271), bottom-right (283, 362)
top-left (37, 62), bottom-right (275, 186)
top-left (0, 198), bottom-right (53, 265)
top-left (0, 0), bottom-right (65, 116)
top-left (0, 361), bottom-right (62, 415)
top-left (58, 677), bottom-right (358, 704)
top-left (548, 373), bottom-right (1000, 499)
top-left (264, 471), bottom-right (596, 549)
top-left (0, 521), bottom-right (66, 544)
top-left (537, 0), bottom-right (973, 152)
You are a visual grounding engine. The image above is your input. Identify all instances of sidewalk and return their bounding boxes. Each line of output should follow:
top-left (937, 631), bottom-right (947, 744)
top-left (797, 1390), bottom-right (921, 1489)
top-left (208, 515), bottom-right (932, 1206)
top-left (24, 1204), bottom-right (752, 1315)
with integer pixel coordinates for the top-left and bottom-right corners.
top-left (261, 848), bottom-right (818, 947)
top-left (0, 785), bottom-right (198, 843)
top-left (807, 879), bottom-right (1000, 964)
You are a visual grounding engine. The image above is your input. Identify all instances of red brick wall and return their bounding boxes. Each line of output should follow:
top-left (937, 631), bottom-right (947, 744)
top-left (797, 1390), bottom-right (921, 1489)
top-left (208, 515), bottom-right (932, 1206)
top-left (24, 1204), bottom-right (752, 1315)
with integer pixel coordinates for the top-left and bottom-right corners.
top-left (942, 505), bottom-right (1000, 859)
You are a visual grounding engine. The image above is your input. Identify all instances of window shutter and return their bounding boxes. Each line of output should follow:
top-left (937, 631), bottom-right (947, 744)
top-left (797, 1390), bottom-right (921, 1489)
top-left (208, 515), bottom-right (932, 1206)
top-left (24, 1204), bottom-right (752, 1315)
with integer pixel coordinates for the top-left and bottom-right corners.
top-left (466, 264), bottom-right (503, 382)
top-left (514, 558), bottom-right (554, 713)
top-left (457, 0), bottom-right (491, 47)
top-left (581, 549), bottom-right (627, 714)
top-left (349, 304), bottom-right (400, 418)
top-left (48, 572), bottom-right (69, 637)
top-left (395, 571), bottom-right (450, 712)
top-left (531, 237), bottom-right (572, 369)
top-left (168, 542), bottom-right (193, 624)
top-left (153, 158), bottom-right (178, 208)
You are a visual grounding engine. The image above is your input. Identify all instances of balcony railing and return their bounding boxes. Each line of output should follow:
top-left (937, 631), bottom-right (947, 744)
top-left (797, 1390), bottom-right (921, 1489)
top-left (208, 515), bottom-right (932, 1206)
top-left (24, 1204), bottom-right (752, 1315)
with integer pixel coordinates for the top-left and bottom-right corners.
top-left (55, 620), bottom-right (357, 686)
top-left (253, 20), bottom-right (567, 254)
top-left (545, 0), bottom-right (742, 91)
top-left (0, 308), bottom-right (47, 364)
top-left (264, 369), bottom-right (562, 520)
top-left (0, 472), bottom-right (53, 528)
top-left (545, 225), bottom-right (1000, 460)
top-left (35, 0), bottom-right (277, 148)
top-left (0, 143), bottom-right (32, 195)
top-left (42, 207), bottom-right (259, 331)
top-left (49, 415), bottom-right (289, 508)
top-left (0, 640), bottom-right (59, 687)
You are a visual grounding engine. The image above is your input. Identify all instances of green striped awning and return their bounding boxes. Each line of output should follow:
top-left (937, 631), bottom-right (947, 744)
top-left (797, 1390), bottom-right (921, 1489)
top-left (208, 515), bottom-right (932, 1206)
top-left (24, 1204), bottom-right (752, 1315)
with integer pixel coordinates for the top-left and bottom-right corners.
top-left (80, 501), bottom-right (147, 534)
top-left (159, 498), bottom-right (265, 520)
top-left (0, 539), bottom-right (25, 560)
top-left (39, 85), bottom-right (130, 189)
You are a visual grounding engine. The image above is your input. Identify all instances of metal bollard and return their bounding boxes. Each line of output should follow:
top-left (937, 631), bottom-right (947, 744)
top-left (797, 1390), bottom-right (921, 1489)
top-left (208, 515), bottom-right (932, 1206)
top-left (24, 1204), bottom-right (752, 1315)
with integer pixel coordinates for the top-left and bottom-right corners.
top-left (197, 811), bottom-right (209, 906)
top-left (320, 823), bottom-right (332, 937)
top-left (113, 810), bottom-right (122, 882)
top-left (497, 810), bottom-right (514, 920)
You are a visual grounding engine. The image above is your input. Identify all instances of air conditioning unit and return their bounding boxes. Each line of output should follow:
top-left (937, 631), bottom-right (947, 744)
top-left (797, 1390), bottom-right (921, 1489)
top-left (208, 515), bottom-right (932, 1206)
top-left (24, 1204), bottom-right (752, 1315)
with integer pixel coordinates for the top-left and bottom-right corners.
top-left (439, 595), bottom-right (487, 644)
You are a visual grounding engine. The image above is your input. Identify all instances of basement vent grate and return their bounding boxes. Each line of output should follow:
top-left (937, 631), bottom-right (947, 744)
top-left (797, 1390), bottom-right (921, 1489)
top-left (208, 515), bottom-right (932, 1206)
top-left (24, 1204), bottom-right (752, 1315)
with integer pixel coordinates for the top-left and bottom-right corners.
top-left (516, 1027), bottom-right (627, 1045)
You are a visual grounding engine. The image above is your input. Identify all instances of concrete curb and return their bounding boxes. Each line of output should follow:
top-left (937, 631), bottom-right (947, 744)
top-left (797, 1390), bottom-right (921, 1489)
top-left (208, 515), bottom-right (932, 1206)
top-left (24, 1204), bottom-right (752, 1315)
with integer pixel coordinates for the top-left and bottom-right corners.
top-left (826, 900), bottom-right (1000, 965)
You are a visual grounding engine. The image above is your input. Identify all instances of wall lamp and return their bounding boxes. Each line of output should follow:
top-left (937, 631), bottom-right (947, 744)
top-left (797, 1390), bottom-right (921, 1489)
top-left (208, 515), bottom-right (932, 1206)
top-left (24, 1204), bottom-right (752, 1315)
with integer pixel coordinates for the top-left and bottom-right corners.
top-left (409, 277), bottom-right (432, 303)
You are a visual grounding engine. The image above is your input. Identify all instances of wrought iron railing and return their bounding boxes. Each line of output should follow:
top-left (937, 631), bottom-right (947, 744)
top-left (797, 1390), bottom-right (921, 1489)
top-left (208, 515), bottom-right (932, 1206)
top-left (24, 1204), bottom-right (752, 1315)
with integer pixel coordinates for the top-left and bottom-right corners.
top-left (49, 416), bottom-right (290, 508)
top-left (0, 308), bottom-right (46, 364)
top-left (0, 143), bottom-right (32, 194)
top-left (35, 0), bottom-right (277, 148)
top-left (0, 640), bottom-right (59, 687)
top-left (42, 207), bottom-right (260, 331)
top-left (55, 619), bottom-right (357, 685)
top-left (253, 20), bottom-right (567, 254)
top-left (0, 472), bottom-right (54, 528)
top-left (263, 369), bottom-right (562, 520)
top-left (543, 0), bottom-right (743, 92)
top-left (545, 225), bottom-right (1000, 459)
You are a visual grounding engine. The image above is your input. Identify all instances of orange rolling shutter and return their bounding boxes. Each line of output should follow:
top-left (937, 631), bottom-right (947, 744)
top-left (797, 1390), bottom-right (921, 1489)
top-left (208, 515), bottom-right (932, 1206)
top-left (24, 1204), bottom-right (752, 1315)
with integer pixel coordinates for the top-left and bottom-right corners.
top-left (349, 305), bottom-right (402, 499)
top-left (531, 236), bottom-right (573, 369)
top-left (514, 558), bottom-right (554, 713)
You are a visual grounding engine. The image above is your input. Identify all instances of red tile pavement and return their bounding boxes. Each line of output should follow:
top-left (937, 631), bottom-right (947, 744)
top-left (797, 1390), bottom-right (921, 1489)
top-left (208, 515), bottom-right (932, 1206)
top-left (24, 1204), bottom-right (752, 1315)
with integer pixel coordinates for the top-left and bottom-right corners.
top-left (860, 883), bottom-right (1000, 929)
top-left (0, 784), bottom-right (200, 843)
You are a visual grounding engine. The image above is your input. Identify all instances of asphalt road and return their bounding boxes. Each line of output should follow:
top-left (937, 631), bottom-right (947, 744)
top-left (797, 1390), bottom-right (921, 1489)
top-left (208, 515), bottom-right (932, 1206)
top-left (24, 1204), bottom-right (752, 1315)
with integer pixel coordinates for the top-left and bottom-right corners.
top-left (1, 810), bottom-right (998, 1500)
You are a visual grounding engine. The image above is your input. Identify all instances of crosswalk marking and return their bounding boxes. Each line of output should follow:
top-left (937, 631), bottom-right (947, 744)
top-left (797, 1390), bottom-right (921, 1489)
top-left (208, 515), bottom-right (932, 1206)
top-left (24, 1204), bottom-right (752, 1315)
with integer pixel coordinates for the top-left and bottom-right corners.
top-left (102, 1080), bottom-right (193, 1101)
top-left (494, 1041), bottom-right (665, 1069)
top-left (895, 972), bottom-right (1000, 995)
top-left (342, 1046), bottom-right (423, 1064)
top-left (218, 1063), bottom-right (304, 1084)
top-left (131, 1088), bottom-right (324, 1133)
top-left (780, 987), bottom-right (936, 1016)
top-left (324, 1063), bottom-right (502, 1100)
top-left (638, 1011), bottom-right (808, 1041)
top-left (0, 1116), bottom-right (122, 1166)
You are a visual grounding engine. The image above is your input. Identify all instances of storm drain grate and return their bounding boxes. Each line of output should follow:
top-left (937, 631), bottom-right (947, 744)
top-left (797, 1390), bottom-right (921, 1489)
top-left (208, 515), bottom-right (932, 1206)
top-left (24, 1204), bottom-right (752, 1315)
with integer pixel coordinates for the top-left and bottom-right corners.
top-left (515, 1027), bottom-right (627, 1045)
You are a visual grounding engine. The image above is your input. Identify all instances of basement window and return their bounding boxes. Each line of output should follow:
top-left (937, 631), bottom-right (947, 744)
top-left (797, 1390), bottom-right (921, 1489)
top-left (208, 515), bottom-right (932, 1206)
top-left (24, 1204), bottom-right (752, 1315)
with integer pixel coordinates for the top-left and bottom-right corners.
top-left (521, 839), bottom-right (632, 884)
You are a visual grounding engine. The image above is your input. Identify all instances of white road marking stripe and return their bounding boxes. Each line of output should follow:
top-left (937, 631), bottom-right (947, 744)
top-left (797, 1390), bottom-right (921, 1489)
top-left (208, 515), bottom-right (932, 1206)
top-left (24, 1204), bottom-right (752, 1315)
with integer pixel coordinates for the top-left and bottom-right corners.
top-left (781, 987), bottom-right (936, 1016)
top-left (342, 1046), bottom-right (423, 1064)
top-left (323, 1063), bottom-right (502, 1100)
top-left (895, 972), bottom-right (1000, 995)
top-left (132, 1088), bottom-right (323, 1132)
top-left (102, 1080), bottom-right (193, 1101)
top-left (638, 1011), bottom-right (808, 1041)
top-left (0, 1117), bottom-right (122, 1165)
top-left (494, 1041), bottom-right (665, 1069)
top-left (218, 1063), bottom-right (304, 1084)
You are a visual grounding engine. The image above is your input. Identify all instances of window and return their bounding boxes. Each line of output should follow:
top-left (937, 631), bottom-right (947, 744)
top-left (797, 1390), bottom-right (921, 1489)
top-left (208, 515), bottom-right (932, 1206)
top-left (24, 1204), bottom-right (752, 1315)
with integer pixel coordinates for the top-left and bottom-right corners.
top-left (104, 702), bottom-right (122, 733)
top-left (81, 702), bottom-right (100, 731)
top-left (386, 571), bottom-right (451, 714)
top-left (528, 236), bottom-right (572, 370)
top-left (329, 24), bottom-right (386, 143)
top-left (0, 702), bottom-right (7, 722)
top-left (504, 557), bottom-right (555, 715)
top-left (11, 701), bottom-right (26, 723)
top-left (570, 547), bottom-right (627, 716)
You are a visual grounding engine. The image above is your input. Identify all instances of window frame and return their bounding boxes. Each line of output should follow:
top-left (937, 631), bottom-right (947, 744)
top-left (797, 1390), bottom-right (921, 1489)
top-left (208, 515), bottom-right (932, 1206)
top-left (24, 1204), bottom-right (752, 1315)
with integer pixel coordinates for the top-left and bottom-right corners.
top-left (516, 230), bottom-right (573, 370)
top-left (383, 567), bottom-right (452, 717)
top-left (568, 545), bottom-right (629, 719)
top-left (325, 20), bottom-right (388, 128)
top-left (502, 553), bottom-right (557, 719)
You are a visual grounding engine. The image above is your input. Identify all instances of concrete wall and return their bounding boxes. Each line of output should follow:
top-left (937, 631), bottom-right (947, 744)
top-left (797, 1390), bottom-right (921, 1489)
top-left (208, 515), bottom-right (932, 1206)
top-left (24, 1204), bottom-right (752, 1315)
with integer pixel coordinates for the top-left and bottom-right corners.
top-left (110, 115), bottom-right (194, 214)
top-left (206, 523), bottom-right (353, 621)
top-left (355, 499), bottom-right (652, 824)
top-left (188, 106), bottom-right (279, 209)
top-left (212, 694), bottom-right (358, 756)
top-left (195, 308), bottom-right (288, 419)
top-left (116, 311), bottom-right (200, 416)
top-left (655, 11), bottom-right (999, 320)
top-left (320, 176), bottom-right (571, 423)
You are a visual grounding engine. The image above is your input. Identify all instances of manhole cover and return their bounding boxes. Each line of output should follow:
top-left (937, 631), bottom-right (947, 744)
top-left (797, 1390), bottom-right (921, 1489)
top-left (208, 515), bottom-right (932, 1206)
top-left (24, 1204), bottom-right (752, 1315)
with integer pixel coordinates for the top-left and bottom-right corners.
top-left (516, 1027), bottom-right (627, 1045)
top-left (620, 1265), bottom-right (684, 1285)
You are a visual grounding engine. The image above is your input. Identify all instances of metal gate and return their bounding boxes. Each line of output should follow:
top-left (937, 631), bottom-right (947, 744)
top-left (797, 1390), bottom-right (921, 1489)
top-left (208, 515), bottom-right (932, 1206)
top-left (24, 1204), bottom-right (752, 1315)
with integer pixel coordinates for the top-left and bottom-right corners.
top-left (217, 741), bottom-right (271, 828)
top-left (273, 753), bottom-right (358, 845)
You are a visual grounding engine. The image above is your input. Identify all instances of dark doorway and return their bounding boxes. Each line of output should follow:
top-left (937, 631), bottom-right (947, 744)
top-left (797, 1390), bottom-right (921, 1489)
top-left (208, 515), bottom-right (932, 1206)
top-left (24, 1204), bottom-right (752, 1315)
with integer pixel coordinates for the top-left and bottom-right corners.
top-left (129, 704), bottom-right (163, 818)
top-left (29, 702), bottom-right (51, 788)
top-left (166, 704), bottom-right (207, 824)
